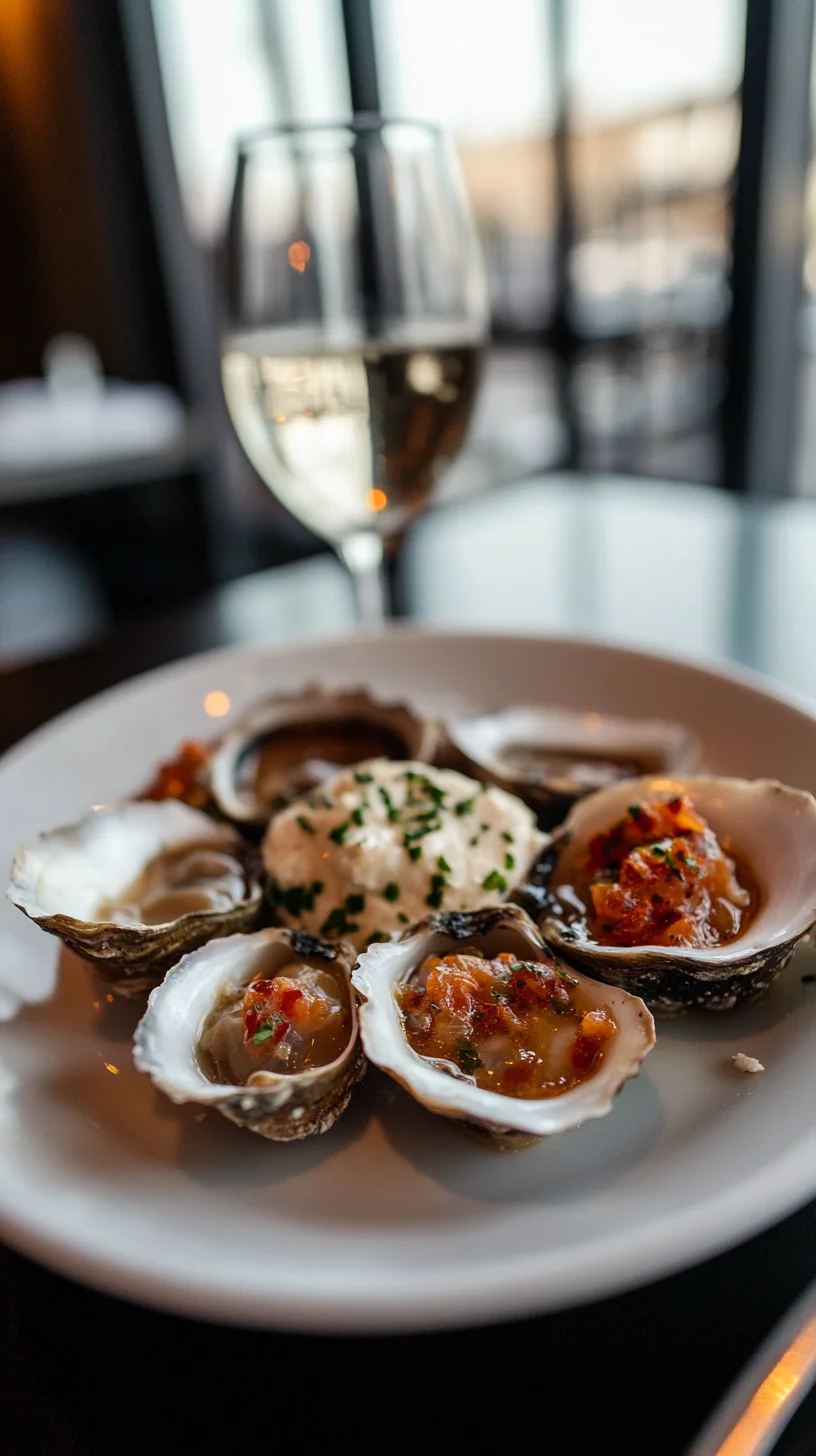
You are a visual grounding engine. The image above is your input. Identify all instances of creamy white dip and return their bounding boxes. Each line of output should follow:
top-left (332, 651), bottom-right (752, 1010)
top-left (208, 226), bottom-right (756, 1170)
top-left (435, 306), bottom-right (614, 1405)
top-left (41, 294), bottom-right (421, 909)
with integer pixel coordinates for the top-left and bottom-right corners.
top-left (261, 757), bottom-right (545, 949)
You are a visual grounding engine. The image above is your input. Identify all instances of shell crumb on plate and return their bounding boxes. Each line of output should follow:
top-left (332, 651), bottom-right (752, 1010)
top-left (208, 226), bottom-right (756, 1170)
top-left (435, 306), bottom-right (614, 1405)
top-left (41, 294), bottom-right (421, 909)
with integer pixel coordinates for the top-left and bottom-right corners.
top-left (732, 1052), bottom-right (765, 1074)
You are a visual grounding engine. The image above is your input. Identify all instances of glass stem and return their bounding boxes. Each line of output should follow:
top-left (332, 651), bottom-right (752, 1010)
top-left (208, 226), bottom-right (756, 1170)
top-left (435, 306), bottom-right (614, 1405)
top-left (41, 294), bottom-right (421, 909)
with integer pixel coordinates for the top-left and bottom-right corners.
top-left (339, 530), bottom-right (398, 625)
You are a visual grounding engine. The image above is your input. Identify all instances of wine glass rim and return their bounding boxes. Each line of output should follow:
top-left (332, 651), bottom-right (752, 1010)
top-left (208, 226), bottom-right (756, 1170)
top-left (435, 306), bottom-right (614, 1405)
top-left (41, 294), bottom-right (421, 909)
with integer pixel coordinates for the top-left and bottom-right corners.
top-left (234, 114), bottom-right (446, 152)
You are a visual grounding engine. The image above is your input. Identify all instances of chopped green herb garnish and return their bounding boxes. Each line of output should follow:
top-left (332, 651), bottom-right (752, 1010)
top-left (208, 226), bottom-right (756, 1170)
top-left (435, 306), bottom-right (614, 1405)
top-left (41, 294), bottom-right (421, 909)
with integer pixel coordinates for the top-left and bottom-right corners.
top-left (501, 831), bottom-right (515, 844)
top-left (266, 878), bottom-right (324, 917)
top-left (455, 797), bottom-right (475, 816)
top-left (345, 893), bottom-right (365, 914)
top-left (416, 775), bottom-right (446, 806)
top-left (378, 785), bottom-right (400, 822)
top-left (504, 852), bottom-right (515, 870)
top-left (482, 869), bottom-right (508, 893)
top-left (426, 873), bottom-right (447, 909)
top-left (296, 814), bottom-right (315, 835)
top-left (556, 969), bottom-right (578, 987)
top-left (368, 930), bottom-right (390, 943)
top-left (403, 823), bottom-right (436, 844)
top-left (550, 997), bottom-right (565, 1015)
top-left (350, 806), bottom-right (365, 826)
top-left (252, 1019), bottom-right (282, 1046)
top-left (408, 846), bottom-right (422, 862)
top-left (437, 855), bottom-right (452, 874)
top-left (354, 770), bottom-right (373, 784)
top-left (397, 912), bottom-right (410, 924)
top-left (457, 1040), bottom-right (482, 1075)
top-left (469, 835), bottom-right (479, 847)
top-left (383, 882), bottom-right (400, 902)
top-left (320, 906), bottom-right (360, 936)
top-left (628, 803), bottom-right (645, 820)
top-left (480, 823), bottom-right (490, 833)
top-left (329, 821), bottom-right (350, 844)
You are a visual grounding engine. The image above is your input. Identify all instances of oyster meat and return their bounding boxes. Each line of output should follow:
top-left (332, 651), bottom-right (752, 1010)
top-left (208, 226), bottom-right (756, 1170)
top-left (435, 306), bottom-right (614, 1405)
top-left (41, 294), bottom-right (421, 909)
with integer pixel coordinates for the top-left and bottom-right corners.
top-left (262, 757), bottom-right (545, 949)
top-left (352, 904), bottom-right (655, 1149)
top-left (444, 705), bottom-right (700, 827)
top-left (7, 799), bottom-right (263, 997)
top-left (208, 685), bottom-right (440, 826)
top-left (518, 774), bottom-right (816, 1013)
top-left (132, 927), bottom-right (365, 1140)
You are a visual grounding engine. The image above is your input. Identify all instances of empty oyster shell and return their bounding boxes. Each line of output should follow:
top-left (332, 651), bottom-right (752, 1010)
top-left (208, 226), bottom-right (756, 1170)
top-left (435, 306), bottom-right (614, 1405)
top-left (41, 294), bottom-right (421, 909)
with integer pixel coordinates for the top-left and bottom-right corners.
top-left (7, 799), bottom-right (263, 997)
top-left (208, 685), bottom-right (440, 826)
top-left (132, 927), bottom-right (365, 1140)
top-left (444, 706), bottom-right (700, 828)
top-left (352, 904), bottom-right (654, 1149)
top-left (517, 775), bottom-right (816, 1013)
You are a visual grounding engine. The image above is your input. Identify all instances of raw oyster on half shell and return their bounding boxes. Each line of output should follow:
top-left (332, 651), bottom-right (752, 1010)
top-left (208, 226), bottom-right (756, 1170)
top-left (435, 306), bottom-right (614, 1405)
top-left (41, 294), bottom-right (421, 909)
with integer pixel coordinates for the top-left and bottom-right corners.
top-left (444, 705), bottom-right (700, 827)
top-left (208, 685), bottom-right (440, 826)
top-left (352, 903), bottom-right (654, 1149)
top-left (7, 799), bottom-right (263, 997)
top-left (132, 927), bottom-right (364, 1140)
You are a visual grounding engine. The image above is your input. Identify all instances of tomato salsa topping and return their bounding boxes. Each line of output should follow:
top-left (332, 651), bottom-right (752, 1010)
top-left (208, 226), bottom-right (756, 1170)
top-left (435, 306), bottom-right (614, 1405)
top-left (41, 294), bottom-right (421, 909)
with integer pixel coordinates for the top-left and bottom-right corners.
top-left (575, 791), bottom-right (753, 949)
top-left (397, 951), bottom-right (617, 1099)
top-left (243, 971), bottom-right (341, 1053)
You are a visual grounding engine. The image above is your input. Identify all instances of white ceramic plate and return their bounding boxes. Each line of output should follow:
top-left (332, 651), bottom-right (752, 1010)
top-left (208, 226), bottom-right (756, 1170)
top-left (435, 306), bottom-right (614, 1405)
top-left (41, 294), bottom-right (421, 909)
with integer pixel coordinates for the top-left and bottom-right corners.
top-left (2, 627), bottom-right (816, 1334)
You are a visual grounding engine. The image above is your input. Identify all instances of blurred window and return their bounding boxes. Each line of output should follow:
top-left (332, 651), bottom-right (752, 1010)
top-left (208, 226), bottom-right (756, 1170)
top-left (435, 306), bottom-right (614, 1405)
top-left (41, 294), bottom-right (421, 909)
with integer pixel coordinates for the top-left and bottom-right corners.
top-left (151, 0), bottom-right (350, 243)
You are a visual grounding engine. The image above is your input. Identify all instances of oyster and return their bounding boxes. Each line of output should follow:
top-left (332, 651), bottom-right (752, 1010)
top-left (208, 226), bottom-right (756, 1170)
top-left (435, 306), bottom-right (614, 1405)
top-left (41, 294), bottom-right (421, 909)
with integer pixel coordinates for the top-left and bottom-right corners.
top-left (7, 799), bottom-right (263, 997)
top-left (352, 904), bottom-right (654, 1149)
top-left (208, 685), bottom-right (440, 826)
top-left (262, 757), bottom-right (545, 950)
top-left (132, 927), bottom-right (365, 1140)
top-left (444, 705), bottom-right (700, 828)
top-left (517, 774), bottom-right (816, 1013)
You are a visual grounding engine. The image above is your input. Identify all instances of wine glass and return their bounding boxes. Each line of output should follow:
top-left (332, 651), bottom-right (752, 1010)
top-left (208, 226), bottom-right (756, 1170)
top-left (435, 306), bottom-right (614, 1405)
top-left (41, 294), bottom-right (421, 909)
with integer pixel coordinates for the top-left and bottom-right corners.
top-left (219, 116), bottom-right (489, 624)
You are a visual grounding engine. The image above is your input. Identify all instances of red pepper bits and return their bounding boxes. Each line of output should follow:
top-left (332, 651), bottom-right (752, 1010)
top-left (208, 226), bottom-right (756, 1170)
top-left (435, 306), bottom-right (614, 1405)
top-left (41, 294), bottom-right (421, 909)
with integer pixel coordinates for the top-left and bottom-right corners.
top-left (397, 951), bottom-right (617, 1099)
top-left (242, 971), bottom-right (335, 1053)
top-left (584, 793), bottom-right (752, 949)
top-left (140, 740), bottom-right (214, 811)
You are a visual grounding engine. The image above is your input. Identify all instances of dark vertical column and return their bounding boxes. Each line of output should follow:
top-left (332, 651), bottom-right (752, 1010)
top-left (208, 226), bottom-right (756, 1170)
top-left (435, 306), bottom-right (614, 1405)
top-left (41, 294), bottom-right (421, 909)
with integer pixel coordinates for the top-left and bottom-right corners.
top-left (339, 1), bottom-right (402, 334)
top-left (722, 0), bottom-right (814, 494)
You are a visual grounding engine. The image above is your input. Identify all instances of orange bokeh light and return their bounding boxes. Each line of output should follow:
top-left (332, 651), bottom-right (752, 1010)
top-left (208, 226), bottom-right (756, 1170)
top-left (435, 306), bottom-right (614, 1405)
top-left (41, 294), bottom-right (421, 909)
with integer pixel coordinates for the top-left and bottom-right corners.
top-left (367, 489), bottom-right (388, 512)
top-left (288, 240), bottom-right (311, 273)
top-left (204, 690), bottom-right (232, 718)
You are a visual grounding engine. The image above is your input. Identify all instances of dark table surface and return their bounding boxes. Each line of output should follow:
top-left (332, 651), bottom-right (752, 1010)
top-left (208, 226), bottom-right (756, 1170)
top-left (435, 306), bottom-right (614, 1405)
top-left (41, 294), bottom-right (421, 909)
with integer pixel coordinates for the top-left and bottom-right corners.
top-left (3, 473), bottom-right (816, 1455)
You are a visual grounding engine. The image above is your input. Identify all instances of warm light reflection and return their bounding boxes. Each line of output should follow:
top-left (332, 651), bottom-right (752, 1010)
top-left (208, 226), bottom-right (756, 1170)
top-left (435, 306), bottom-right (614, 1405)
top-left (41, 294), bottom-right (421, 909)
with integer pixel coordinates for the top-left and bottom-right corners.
top-left (105, 994), bottom-right (114, 1004)
top-left (584, 712), bottom-right (602, 730)
top-left (650, 778), bottom-right (684, 793)
top-left (103, 1063), bottom-right (120, 1076)
top-left (712, 1319), bottom-right (816, 1454)
top-left (367, 488), bottom-right (388, 512)
top-left (288, 240), bottom-right (311, 272)
top-left (92, 1001), bottom-right (100, 1011)
top-left (204, 690), bottom-right (231, 718)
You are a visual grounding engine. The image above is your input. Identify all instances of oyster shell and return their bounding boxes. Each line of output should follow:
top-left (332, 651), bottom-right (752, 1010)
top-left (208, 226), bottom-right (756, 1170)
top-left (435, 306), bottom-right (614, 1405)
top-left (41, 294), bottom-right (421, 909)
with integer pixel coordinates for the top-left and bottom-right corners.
top-left (7, 799), bottom-right (263, 997)
top-left (444, 706), bottom-right (700, 828)
top-left (352, 904), bottom-right (654, 1149)
top-left (132, 927), bottom-right (365, 1140)
top-left (517, 774), bottom-right (816, 1013)
top-left (208, 685), bottom-right (440, 826)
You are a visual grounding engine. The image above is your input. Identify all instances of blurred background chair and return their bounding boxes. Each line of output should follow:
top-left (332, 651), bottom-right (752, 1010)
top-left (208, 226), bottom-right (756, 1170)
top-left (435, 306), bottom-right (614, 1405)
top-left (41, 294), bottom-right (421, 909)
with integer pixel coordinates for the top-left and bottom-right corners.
top-left (0, 0), bottom-right (813, 663)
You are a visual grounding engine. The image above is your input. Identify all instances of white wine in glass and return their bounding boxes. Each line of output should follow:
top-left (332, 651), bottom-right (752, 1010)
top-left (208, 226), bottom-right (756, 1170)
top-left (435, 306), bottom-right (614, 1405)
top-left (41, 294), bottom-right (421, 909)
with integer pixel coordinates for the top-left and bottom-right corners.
top-left (220, 117), bottom-right (489, 623)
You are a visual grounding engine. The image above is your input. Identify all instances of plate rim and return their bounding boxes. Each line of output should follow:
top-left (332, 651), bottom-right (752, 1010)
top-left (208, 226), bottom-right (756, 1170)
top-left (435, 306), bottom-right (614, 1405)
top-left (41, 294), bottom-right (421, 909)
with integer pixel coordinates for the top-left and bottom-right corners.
top-left (2, 623), bottom-right (816, 1333)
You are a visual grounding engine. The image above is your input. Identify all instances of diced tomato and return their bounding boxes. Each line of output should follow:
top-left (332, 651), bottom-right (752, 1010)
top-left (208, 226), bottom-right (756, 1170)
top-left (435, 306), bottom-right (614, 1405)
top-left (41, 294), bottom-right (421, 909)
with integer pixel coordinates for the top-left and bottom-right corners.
top-left (571, 1033), bottom-right (601, 1072)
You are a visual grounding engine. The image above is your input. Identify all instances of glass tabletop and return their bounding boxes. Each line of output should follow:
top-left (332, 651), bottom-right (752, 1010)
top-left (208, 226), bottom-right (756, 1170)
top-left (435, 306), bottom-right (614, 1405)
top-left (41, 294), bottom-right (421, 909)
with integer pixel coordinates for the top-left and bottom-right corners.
top-left (211, 472), bottom-right (816, 708)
